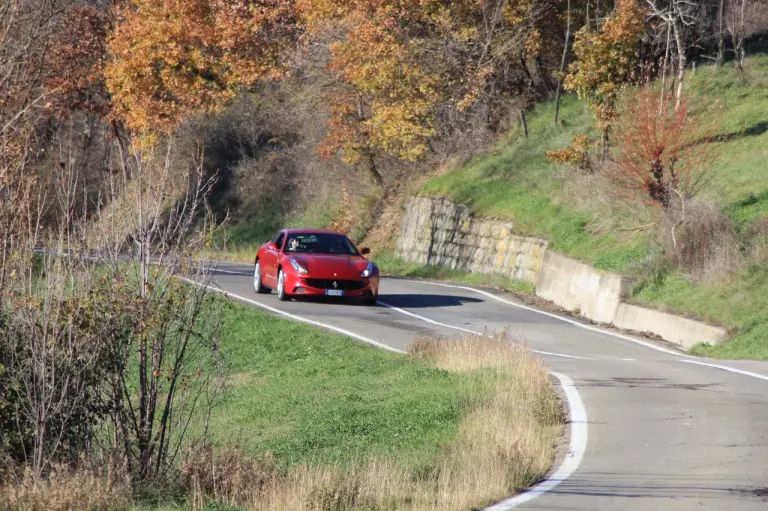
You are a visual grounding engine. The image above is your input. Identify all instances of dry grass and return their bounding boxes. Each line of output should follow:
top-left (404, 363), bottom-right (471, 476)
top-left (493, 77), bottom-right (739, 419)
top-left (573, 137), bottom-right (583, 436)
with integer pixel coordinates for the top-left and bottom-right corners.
top-left (561, 159), bottom-right (654, 237)
top-left (662, 201), bottom-right (743, 283)
top-left (747, 218), bottom-right (768, 263)
top-left (362, 157), bottom-right (444, 252)
top-left (0, 465), bottom-right (129, 511)
top-left (181, 331), bottom-right (563, 510)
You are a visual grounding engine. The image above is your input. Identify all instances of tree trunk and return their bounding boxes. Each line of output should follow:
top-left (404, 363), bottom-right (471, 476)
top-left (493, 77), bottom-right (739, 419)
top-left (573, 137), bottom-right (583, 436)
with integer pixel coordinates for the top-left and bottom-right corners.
top-left (365, 149), bottom-right (384, 189)
top-left (672, 17), bottom-right (687, 111)
top-left (717, 0), bottom-right (726, 66)
top-left (660, 21), bottom-right (672, 109)
top-left (355, 93), bottom-right (383, 189)
top-left (736, 0), bottom-right (747, 73)
top-left (519, 109), bottom-right (529, 138)
top-left (554, 0), bottom-right (572, 125)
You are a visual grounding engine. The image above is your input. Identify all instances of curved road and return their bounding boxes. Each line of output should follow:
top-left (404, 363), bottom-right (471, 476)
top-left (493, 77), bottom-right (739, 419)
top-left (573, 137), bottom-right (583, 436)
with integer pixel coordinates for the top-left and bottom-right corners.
top-left (207, 262), bottom-right (768, 511)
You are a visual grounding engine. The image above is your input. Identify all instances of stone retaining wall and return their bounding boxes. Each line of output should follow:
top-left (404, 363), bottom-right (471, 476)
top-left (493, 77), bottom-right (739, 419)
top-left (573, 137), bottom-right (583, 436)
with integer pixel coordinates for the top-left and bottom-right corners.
top-left (395, 196), bottom-right (547, 283)
top-left (395, 195), bottom-right (727, 348)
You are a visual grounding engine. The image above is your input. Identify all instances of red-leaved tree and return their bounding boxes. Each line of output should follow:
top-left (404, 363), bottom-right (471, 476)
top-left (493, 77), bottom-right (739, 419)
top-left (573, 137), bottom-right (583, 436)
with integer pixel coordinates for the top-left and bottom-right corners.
top-left (610, 87), bottom-right (720, 247)
top-left (611, 87), bottom-right (719, 210)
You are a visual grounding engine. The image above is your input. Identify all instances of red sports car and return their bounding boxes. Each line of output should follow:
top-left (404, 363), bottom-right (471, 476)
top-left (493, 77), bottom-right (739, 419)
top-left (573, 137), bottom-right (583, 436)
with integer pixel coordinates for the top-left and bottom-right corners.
top-left (253, 229), bottom-right (379, 305)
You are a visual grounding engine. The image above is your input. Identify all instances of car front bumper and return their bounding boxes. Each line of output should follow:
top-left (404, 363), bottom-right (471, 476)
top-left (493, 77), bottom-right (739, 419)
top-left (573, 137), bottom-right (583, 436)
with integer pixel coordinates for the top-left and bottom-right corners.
top-left (284, 274), bottom-right (379, 298)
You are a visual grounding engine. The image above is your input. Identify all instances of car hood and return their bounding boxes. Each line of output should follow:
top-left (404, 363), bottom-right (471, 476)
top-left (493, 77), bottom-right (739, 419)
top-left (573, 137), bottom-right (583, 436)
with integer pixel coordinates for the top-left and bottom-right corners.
top-left (290, 254), bottom-right (370, 278)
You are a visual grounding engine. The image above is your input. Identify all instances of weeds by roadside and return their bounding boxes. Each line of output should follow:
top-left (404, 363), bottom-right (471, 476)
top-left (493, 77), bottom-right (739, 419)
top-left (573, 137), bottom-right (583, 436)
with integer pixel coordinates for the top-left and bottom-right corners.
top-left (0, 465), bottom-right (129, 511)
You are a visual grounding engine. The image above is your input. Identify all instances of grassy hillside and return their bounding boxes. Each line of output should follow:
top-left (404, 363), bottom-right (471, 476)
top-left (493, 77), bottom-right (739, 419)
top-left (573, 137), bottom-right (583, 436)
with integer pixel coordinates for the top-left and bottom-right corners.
top-left (417, 56), bottom-right (768, 359)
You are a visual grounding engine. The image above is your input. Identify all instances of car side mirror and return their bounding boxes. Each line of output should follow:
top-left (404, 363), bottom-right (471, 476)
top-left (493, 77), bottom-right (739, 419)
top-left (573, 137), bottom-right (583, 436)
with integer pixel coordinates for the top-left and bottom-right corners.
top-left (360, 247), bottom-right (371, 255)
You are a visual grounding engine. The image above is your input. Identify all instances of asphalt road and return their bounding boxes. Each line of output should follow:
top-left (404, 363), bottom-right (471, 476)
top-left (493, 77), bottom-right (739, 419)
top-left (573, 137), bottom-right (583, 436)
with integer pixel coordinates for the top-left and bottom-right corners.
top-left (207, 261), bottom-right (768, 511)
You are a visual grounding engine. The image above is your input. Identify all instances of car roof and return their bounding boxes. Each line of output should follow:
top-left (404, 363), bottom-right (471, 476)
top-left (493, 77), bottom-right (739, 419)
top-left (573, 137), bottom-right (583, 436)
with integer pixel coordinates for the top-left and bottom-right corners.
top-left (282, 228), bottom-right (347, 236)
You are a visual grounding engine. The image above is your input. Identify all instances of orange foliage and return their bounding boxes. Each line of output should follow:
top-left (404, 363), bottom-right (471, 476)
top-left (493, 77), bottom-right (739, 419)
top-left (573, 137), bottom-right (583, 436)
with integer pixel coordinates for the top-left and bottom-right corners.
top-left (298, 0), bottom-right (538, 163)
top-left (323, 13), bottom-right (439, 162)
top-left (546, 134), bottom-right (593, 169)
top-left (565, 0), bottom-right (646, 136)
top-left (105, 0), bottom-right (296, 136)
top-left (45, 5), bottom-right (110, 116)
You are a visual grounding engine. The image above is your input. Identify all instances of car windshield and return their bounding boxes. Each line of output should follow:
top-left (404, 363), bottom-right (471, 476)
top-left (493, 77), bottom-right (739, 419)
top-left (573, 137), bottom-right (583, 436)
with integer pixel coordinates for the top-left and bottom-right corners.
top-left (284, 233), bottom-right (359, 255)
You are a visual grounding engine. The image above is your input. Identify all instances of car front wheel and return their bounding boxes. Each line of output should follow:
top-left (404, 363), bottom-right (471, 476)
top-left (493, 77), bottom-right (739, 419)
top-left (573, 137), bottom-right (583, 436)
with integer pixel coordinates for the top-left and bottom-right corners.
top-left (253, 261), bottom-right (271, 294)
top-left (277, 268), bottom-right (288, 301)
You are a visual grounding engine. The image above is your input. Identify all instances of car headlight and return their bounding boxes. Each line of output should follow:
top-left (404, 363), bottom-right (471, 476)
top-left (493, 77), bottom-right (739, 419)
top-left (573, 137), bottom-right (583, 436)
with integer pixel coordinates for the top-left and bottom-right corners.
top-left (290, 258), bottom-right (308, 274)
top-left (361, 261), bottom-right (375, 278)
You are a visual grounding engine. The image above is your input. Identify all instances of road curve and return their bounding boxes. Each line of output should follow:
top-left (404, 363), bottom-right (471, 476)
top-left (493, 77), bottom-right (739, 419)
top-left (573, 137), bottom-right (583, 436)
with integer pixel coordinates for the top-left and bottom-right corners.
top-left (207, 261), bottom-right (768, 511)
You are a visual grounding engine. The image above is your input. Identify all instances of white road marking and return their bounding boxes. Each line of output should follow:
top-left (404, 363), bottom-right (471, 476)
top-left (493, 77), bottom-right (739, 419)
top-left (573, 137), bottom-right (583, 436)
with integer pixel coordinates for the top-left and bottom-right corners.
top-left (407, 280), bottom-right (691, 357)
top-left (211, 267), bottom-right (251, 276)
top-left (485, 371), bottom-right (588, 511)
top-left (186, 266), bottom-right (768, 382)
top-left (404, 280), bottom-right (768, 383)
top-left (534, 350), bottom-right (595, 361)
top-left (378, 300), bottom-right (478, 335)
top-left (679, 359), bottom-right (768, 382)
top-left (378, 300), bottom-right (596, 361)
top-left (184, 279), bottom-right (404, 354)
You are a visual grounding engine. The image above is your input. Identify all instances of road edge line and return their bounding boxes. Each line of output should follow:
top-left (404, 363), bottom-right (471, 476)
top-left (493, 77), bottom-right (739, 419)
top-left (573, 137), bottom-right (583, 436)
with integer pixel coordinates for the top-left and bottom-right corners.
top-left (404, 279), bottom-right (689, 357)
top-left (182, 278), bottom-right (405, 354)
top-left (378, 300), bottom-right (596, 360)
top-left (678, 359), bottom-right (768, 382)
top-left (485, 371), bottom-right (587, 510)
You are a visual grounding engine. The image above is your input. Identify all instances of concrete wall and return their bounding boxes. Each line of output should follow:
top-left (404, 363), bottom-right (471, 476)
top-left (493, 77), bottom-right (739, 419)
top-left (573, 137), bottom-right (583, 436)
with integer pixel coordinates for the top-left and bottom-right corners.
top-left (613, 303), bottom-right (727, 349)
top-left (535, 251), bottom-right (633, 325)
top-left (395, 195), bottom-right (728, 349)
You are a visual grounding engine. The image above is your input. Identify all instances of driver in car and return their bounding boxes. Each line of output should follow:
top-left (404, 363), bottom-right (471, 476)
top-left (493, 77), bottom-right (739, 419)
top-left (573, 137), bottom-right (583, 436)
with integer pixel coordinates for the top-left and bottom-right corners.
top-left (288, 238), bottom-right (300, 251)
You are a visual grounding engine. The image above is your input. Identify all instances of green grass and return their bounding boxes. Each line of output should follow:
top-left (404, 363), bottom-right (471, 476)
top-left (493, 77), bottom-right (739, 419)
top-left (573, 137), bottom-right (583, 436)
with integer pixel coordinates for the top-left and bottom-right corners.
top-left (421, 57), bottom-right (768, 264)
top-left (419, 95), bottom-right (651, 272)
top-left (372, 252), bottom-right (536, 295)
top-left (633, 264), bottom-right (768, 360)
top-left (205, 299), bottom-right (473, 470)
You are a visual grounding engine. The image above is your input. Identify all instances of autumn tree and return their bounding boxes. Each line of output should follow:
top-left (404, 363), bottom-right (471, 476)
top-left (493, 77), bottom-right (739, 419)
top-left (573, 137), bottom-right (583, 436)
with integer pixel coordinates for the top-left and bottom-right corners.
top-left (644, 1), bottom-right (699, 109)
top-left (105, 0), bottom-right (296, 137)
top-left (565, 0), bottom-right (646, 145)
top-left (44, 4), bottom-right (111, 117)
top-left (298, 0), bottom-right (549, 186)
top-left (609, 87), bottom-right (718, 235)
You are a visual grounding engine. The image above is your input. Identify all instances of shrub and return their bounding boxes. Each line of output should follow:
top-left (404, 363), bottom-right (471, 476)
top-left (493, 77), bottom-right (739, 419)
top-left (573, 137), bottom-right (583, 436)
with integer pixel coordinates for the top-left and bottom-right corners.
top-left (610, 87), bottom-right (719, 211)
top-left (546, 134), bottom-right (595, 171)
top-left (662, 202), bottom-right (741, 281)
top-left (181, 446), bottom-right (276, 508)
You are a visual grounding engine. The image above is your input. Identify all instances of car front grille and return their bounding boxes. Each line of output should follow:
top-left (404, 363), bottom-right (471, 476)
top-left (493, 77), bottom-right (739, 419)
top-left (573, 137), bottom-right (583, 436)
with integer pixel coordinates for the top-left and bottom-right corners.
top-left (304, 279), bottom-right (366, 291)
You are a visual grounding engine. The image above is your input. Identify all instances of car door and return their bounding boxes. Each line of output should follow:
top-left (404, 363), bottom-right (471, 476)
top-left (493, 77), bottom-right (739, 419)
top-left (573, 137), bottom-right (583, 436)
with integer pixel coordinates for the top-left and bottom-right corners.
top-left (263, 231), bottom-right (285, 285)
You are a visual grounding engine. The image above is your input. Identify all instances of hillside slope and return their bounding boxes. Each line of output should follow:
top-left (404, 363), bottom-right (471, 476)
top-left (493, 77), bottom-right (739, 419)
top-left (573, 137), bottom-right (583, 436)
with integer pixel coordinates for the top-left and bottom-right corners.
top-left (411, 57), bottom-right (768, 359)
